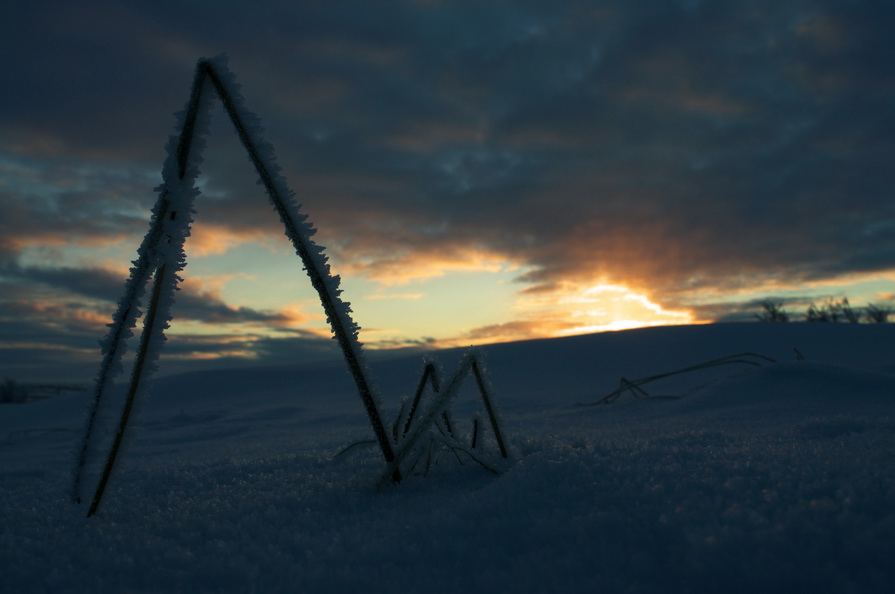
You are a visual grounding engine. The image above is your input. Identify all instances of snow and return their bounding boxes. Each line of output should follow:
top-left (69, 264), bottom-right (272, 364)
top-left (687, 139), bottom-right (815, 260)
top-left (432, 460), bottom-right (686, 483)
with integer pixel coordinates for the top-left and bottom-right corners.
top-left (2, 323), bottom-right (894, 592)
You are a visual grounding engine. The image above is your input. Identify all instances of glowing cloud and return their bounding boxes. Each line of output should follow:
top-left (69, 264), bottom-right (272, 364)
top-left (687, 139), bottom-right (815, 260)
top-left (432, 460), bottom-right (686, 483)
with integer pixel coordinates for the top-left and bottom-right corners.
top-left (431, 280), bottom-right (695, 349)
top-left (339, 248), bottom-right (516, 287)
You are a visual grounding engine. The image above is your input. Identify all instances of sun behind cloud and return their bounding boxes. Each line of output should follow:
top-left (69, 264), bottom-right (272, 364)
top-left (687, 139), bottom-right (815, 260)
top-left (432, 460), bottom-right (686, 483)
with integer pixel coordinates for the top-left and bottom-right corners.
top-left (432, 279), bottom-right (695, 348)
top-left (552, 283), bottom-right (695, 334)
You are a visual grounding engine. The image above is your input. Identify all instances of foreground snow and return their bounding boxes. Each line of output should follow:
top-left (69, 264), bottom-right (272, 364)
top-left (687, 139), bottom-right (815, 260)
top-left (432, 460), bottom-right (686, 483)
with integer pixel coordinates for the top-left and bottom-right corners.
top-left (2, 323), bottom-right (894, 592)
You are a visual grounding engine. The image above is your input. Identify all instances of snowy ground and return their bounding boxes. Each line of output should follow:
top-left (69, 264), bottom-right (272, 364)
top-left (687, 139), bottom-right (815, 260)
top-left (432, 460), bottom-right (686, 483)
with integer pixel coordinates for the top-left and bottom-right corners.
top-left (2, 323), bottom-right (894, 593)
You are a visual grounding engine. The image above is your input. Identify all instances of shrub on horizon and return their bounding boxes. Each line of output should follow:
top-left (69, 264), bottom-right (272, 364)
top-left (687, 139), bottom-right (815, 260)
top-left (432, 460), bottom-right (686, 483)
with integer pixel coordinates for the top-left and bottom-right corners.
top-left (756, 300), bottom-right (789, 322)
top-left (865, 303), bottom-right (891, 324)
top-left (806, 298), bottom-right (858, 323)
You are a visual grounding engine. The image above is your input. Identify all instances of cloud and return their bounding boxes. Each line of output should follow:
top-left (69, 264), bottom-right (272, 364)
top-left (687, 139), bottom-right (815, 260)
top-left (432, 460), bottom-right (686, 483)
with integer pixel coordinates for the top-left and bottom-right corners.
top-left (0, 296), bottom-right (113, 382)
top-left (3, 259), bottom-right (309, 329)
top-left (0, 270), bottom-right (342, 382)
top-left (154, 328), bottom-right (341, 366)
top-left (364, 293), bottom-right (425, 301)
top-left (0, 254), bottom-right (326, 381)
top-left (338, 246), bottom-right (512, 286)
top-left (2, 0), bottom-right (895, 380)
top-left (2, 264), bottom-right (124, 303)
top-left (174, 278), bottom-right (310, 327)
top-left (403, 279), bottom-right (695, 349)
top-left (184, 223), bottom-right (274, 257)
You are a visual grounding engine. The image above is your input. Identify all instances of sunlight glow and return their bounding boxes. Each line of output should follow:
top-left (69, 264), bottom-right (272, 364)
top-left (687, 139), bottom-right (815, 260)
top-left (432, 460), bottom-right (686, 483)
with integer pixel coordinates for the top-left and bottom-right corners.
top-left (554, 284), bottom-right (693, 334)
top-left (172, 233), bottom-right (701, 351)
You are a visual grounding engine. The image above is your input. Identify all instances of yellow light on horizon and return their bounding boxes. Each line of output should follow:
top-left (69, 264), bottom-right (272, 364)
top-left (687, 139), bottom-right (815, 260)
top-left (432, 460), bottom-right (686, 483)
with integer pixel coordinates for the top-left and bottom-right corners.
top-left (429, 281), bottom-right (697, 349)
top-left (504, 282), bottom-right (689, 339)
top-left (553, 283), bottom-right (693, 335)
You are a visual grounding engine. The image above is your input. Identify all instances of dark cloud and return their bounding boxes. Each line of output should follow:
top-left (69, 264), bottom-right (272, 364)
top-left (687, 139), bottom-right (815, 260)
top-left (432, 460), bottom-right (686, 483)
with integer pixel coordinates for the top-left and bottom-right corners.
top-left (0, 298), bottom-right (109, 382)
top-left (3, 264), bottom-right (122, 303)
top-left (0, 258), bottom-right (327, 381)
top-left (145, 330), bottom-right (344, 377)
top-left (2, 0), bottom-right (895, 378)
top-left (3, 259), bottom-right (300, 327)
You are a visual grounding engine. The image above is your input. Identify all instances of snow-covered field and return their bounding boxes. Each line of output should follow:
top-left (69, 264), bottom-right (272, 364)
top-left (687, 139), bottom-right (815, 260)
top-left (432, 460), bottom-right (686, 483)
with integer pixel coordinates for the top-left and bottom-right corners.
top-left (2, 323), bottom-right (894, 593)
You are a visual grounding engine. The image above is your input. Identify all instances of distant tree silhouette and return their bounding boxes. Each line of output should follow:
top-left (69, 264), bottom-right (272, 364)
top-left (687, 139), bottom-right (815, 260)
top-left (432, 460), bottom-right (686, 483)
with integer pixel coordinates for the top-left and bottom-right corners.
top-left (756, 300), bottom-right (789, 322)
top-left (806, 298), bottom-right (860, 323)
top-left (865, 303), bottom-right (891, 323)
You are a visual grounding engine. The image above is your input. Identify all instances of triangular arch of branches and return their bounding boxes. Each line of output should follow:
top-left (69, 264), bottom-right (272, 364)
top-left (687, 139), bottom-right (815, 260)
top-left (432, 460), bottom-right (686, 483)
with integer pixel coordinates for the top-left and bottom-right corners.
top-left (72, 56), bottom-right (397, 517)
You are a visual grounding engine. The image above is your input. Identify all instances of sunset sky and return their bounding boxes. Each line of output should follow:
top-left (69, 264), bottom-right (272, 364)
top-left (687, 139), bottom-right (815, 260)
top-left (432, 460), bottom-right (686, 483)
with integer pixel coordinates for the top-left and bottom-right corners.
top-left (2, 0), bottom-right (894, 381)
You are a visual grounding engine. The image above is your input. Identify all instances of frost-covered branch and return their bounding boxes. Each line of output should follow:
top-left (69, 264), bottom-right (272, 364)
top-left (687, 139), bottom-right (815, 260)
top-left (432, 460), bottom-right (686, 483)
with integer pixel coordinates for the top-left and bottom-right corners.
top-left (76, 55), bottom-right (401, 515)
top-left (199, 57), bottom-right (396, 475)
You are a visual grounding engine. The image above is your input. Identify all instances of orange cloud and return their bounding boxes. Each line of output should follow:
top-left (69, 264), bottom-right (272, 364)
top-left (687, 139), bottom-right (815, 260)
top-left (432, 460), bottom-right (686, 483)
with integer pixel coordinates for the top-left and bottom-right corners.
top-left (434, 281), bottom-right (695, 349)
top-left (159, 333), bottom-right (262, 361)
top-left (179, 274), bottom-right (250, 297)
top-left (275, 302), bottom-right (318, 327)
top-left (185, 222), bottom-right (274, 257)
top-left (363, 292), bottom-right (425, 300)
top-left (339, 247), bottom-right (516, 286)
top-left (173, 277), bottom-right (313, 328)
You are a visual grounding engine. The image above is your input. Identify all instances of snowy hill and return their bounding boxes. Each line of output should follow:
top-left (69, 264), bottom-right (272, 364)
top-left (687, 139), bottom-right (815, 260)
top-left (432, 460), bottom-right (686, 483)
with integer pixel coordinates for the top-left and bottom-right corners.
top-left (2, 323), bottom-right (894, 593)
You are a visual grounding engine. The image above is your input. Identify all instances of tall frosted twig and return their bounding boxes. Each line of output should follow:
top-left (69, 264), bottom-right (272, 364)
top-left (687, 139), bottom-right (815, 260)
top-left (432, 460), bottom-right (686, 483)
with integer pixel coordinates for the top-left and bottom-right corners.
top-left (77, 55), bottom-right (399, 516)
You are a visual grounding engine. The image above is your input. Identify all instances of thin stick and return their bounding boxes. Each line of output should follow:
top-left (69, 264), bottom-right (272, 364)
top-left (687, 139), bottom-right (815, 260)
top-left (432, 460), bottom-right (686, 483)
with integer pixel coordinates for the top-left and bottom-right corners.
top-left (471, 359), bottom-right (509, 459)
top-left (87, 264), bottom-right (169, 517)
top-left (202, 61), bottom-right (398, 478)
top-left (71, 199), bottom-right (169, 503)
top-left (81, 61), bottom-right (208, 513)
top-left (585, 352), bottom-right (778, 406)
top-left (404, 362), bottom-right (439, 437)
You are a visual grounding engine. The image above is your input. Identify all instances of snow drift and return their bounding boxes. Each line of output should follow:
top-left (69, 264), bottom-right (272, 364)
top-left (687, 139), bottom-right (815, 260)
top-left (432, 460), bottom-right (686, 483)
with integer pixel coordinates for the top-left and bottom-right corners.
top-left (1, 322), bottom-right (894, 593)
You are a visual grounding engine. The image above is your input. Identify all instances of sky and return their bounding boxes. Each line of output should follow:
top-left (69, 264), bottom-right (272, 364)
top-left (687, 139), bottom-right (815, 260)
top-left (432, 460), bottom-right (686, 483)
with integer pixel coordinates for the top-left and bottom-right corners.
top-left (2, 0), bottom-right (894, 381)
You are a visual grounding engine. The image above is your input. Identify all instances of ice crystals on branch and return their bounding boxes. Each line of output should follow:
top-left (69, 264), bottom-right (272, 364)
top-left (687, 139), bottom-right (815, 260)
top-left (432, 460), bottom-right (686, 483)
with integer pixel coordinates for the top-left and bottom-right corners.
top-left (384, 349), bottom-right (510, 483)
top-left (73, 55), bottom-right (510, 517)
